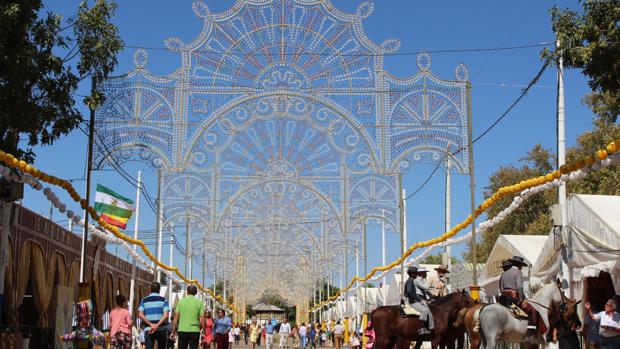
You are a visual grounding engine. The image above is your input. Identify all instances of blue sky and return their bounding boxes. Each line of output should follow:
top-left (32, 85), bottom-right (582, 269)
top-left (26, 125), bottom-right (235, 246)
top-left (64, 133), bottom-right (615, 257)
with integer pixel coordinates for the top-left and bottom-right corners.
top-left (28, 0), bottom-right (597, 288)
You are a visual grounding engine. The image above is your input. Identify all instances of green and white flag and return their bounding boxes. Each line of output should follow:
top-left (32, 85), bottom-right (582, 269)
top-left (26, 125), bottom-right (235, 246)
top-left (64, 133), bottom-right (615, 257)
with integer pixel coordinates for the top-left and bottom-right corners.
top-left (94, 184), bottom-right (134, 229)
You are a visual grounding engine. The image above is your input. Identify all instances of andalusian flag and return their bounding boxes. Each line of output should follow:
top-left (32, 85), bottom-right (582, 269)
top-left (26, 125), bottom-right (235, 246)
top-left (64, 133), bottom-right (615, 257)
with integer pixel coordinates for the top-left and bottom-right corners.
top-left (94, 184), bottom-right (134, 229)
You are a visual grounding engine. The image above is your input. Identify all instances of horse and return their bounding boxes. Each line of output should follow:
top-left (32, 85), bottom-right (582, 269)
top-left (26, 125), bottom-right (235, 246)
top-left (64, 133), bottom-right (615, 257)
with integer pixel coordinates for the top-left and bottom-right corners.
top-left (469, 282), bottom-right (581, 349)
top-left (370, 290), bottom-right (474, 349)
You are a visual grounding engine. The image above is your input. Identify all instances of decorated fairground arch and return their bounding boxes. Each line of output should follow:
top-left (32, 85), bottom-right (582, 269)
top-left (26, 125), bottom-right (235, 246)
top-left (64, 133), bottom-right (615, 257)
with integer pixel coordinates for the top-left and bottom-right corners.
top-left (94, 0), bottom-right (471, 318)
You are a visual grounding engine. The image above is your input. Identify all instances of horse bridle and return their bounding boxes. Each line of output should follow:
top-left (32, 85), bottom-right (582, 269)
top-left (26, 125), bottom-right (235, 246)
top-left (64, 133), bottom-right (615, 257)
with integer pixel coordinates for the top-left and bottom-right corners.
top-left (527, 282), bottom-right (568, 313)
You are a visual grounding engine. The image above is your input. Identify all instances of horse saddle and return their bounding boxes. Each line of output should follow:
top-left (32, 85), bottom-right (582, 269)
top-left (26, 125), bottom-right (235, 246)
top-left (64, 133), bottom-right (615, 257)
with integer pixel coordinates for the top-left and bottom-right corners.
top-left (498, 294), bottom-right (528, 320)
top-left (400, 303), bottom-right (421, 317)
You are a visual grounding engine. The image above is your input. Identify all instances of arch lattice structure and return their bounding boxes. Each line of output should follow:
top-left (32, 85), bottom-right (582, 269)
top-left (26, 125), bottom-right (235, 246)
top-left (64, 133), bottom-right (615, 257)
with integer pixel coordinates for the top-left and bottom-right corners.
top-left (94, 0), bottom-right (470, 314)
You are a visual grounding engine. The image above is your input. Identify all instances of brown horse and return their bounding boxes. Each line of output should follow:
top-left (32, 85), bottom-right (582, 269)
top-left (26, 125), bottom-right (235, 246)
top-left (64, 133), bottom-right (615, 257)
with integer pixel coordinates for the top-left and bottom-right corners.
top-left (370, 290), bottom-right (474, 349)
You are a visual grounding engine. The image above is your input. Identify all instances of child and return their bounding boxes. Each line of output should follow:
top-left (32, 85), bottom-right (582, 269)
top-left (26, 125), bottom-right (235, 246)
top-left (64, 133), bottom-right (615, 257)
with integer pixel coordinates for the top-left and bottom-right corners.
top-left (229, 325), bottom-right (236, 348)
top-left (363, 323), bottom-right (375, 349)
top-left (138, 328), bottom-right (146, 349)
top-left (349, 332), bottom-right (361, 349)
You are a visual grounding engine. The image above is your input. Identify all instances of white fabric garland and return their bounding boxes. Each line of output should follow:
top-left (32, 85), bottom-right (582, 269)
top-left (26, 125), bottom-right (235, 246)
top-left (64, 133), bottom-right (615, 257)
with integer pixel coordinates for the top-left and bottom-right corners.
top-left (0, 166), bottom-right (226, 305)
top-left (317, 151), bottom-right (620, 308)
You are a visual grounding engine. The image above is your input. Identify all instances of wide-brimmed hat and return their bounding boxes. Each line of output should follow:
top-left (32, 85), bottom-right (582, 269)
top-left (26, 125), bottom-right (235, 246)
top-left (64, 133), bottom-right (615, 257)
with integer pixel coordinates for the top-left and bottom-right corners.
top-left (509, 255), bottom-right (528, 266)
top-left (417, 267), bottom-right (429, 273)
top-left (434, 265), bottom-right (450, 274)
top-left (407, 266), bottom-right (418, 274)
top-left (500, 260), bottom-right (512, 268)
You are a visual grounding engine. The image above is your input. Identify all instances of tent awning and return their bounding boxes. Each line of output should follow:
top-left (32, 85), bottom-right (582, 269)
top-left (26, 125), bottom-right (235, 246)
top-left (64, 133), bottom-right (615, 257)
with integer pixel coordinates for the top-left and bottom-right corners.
top-left (252, 302), bottom-right (285, 313)
top-left (532, 194), bottom-right (620, 278)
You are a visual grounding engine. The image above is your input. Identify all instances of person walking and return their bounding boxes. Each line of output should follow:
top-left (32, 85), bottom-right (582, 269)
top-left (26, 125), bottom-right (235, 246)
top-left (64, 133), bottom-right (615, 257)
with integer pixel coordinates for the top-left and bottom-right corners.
top-left (264, 318), bottom-right (279, 349)
top-left (250, 320), bottom-right (261, 349)
top-left (332, 321), bottom-right (344, 349)
top-left (585, 300), bottom-right (620, 349)
top-left (308, 324), bottom-right (316, 349)
top-left (349, 332), bottom-right (361, 349)
top-left (213, 309), bottom-right (233, 349)
top-left (298, 323), bottom-right (307, 349)
top-left (229, 324), bottom-right (236, 348)
top-left (200, 310), bottom-right (214, 349)
top-left (243, 324), bottom-right (249, 345)
top-left (109, 294), bottom-right (133, 349)
top-left (234, 324), bottom-right (241, 344)
top-left (138, 282), bottom-right (171, 349)
top-left (278, 318), bottom-right (291, 349)
top-left (171, 285), bottom-right (206, 349)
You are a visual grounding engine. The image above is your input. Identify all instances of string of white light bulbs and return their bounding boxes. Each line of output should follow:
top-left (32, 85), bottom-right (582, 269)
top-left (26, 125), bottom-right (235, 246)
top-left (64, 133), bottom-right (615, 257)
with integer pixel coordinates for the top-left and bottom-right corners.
top-left (0, 165), bottom-right (228, 306)
top-left (316, 150), bottom-right (620, 309)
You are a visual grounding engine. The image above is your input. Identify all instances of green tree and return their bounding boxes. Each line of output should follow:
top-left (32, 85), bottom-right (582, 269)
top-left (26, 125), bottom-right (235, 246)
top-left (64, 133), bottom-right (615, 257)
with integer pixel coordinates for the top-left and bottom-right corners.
top-left (0, 0), bottom-right (123, 162)
top-left (567, 122), bottom-right (620, 195)
top-left (546, 0), bottom-right (620, 123)
top-left (421, 253), bottom-right (459, 265)
top-left (464, 145), bottom-right (556, 263)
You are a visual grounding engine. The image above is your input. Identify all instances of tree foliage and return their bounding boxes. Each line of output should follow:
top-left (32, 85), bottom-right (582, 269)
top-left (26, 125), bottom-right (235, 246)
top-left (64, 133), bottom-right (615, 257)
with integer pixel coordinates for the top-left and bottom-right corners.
top-left (0, 0), bottom-right (123, 162)
top-left (464, 145), bottom-right (556, 263)
top-left (567, 122), bottom-right (620, 195)
top-left (546, 0), bottom-right (620, 123)
top-left (465, 123), bottom-right (620, 263)
top-left (421, 253), bottom-right (459, 265)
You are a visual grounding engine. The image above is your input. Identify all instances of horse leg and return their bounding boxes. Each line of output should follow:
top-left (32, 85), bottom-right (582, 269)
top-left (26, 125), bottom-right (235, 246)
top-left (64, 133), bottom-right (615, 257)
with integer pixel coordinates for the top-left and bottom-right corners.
top-left (412, 341), bottom-right (422, 349)
top-left (456, 334), bottom-right (463, 349)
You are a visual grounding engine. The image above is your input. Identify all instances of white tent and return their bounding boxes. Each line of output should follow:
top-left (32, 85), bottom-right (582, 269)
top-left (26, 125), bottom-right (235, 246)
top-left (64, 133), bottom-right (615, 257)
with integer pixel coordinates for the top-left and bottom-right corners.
top-left (532, 194), bottom-right (620, 298)
top-left (385, 273), bottom-right (404, 305)
top-left (479, 234), bottom-right (548, 298)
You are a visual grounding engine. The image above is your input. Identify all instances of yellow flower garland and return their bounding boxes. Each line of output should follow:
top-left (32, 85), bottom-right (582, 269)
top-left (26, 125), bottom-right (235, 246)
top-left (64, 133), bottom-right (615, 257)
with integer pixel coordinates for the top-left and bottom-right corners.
top-left (1, 138), bottom-right (618, 315)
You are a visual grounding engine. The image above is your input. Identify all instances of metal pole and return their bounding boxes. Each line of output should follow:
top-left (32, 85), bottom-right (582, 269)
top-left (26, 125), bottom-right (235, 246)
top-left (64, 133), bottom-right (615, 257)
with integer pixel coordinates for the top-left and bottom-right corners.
top-left (213, 258), bottom-right (218, 299)
top-left (168, 228), bottom-right (174, 307)
top-left (445, 168), bottom-right (452, 269)
top-left (363, 217), bottom-right (367, 315)
top-left (355, 240), bottom-right (360, 327)
top-left (466, 82), bottom-right (478, 288)
top-left (402, 188), bottom-right (407, 259)
top-left (556, 40), bottom-right (573, 297)
top-left (128, 170), bottom-right (142, 315)
top-left (381, 210), bottom-right (386, 287)
top-left (79, 76), bottom-right (97, 283)
top-left (399, 174), bottom-right (405, 299)
top-left (185, 209), bottom-right (190, 284)
top-left (318, 278), bottom-right (323, 323)
top-left (155, 171), bottom-right (164, 281)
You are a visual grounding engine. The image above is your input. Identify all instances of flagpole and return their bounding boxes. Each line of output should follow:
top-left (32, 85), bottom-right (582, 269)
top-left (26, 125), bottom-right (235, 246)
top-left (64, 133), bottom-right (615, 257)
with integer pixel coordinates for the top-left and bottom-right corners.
top-left (128, 170), bottom-right (142, 315)
top-left (79, 76), bottom-right (97, 283)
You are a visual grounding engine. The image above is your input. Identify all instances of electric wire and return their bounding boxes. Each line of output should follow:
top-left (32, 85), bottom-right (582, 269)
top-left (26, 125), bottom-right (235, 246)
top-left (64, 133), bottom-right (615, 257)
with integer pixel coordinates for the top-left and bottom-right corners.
top-left (124, 41), bottom-right (553, 57)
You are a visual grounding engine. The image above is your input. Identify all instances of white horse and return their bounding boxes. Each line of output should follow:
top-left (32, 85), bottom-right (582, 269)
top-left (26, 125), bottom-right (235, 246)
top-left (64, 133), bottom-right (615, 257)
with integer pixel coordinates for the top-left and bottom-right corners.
top-left (473, 283), bottom-right (578, 349)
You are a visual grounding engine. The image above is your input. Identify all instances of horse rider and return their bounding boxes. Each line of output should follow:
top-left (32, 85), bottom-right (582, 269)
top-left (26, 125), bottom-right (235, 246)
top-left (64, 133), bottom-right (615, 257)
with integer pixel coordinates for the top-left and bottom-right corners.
top-left (428, 265), bottom-right (450, 297)
top-left (414, 267), bottom-right (435, 332)
top-left (403, 266), bottom-right (421, 316)
top-left (499, 256), bottom-right (537, 339)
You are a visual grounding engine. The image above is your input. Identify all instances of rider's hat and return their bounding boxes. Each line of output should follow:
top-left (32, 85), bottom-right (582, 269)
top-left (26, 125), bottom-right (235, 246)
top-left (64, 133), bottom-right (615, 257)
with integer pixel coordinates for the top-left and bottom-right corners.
top-left (407, 266), bottom-right (418, 274)
top-left (434, 265), bottom-right (450, 274)
top-left (500, 260), bottom-right (512, 268)
top-left (508, 255), bottom-right (528, 267)
top-left (416, 267), bottom-right (429, 273)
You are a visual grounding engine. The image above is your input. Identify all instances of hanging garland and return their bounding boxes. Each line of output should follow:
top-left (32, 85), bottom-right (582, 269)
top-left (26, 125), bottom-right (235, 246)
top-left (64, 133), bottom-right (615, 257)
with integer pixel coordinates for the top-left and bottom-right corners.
top-left (309, 139), bottom-right (619, 311)
top-left (0, 163), bottom-right (234, 312)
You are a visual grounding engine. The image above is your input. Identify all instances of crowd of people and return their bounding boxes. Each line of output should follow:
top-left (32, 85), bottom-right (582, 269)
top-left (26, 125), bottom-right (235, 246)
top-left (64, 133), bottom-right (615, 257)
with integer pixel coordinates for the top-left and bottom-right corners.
top-left (248, 317), bottom-right (347, 349)
top-left (106, 281), bottom-right (369, 349)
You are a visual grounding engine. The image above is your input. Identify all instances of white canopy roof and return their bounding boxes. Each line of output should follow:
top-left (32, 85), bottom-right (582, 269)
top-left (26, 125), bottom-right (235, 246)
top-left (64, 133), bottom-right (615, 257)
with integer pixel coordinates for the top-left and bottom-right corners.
top-left (483, 234), bottom-right (547, 282)
top-left (532, 194), bottom-right (620, 279)
top-left (531, 194), bottom-right (620, 300)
